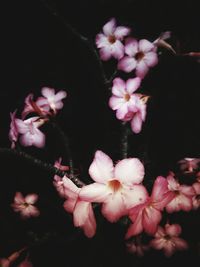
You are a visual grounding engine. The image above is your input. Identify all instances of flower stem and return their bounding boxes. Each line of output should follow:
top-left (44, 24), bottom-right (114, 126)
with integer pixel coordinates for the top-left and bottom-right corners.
top-left (121, 122), bottom-right (129, 159)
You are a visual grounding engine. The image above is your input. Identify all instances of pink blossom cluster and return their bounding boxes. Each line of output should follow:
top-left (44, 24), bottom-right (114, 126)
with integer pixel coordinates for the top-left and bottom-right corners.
top-left (53, 151), bottom-right (200, 256)
top-left (9, 87), bottom-right (67, 148)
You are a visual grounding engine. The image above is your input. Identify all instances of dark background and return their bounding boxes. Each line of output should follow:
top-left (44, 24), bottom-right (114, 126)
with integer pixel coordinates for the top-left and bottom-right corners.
top-left (0, 0), bottom-right (200, 266)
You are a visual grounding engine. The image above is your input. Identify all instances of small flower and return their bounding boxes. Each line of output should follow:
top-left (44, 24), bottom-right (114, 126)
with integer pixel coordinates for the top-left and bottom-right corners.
top-left (118, 38), bottom-right (158, 78)
top-left (62, 176), bottom-right (96, 238)
top-left (96, 18), bottom-right (130, 61)
top-left (178, 158), bottom-right (200, 173)
top-left (126, 176), bottom-right (174, 238)
top-left (9, 110), bottom-right (19, 149)
top-left (126, 236), bottom-right (149, 257)
top-left (109, 77), bottom-right (141, 120)
top-left (150, 223), bottom-right (188, 257)
top-left (166, 175), bottom-right (195, 213)
top-left (36, 87), bottom-right (67, 114)
top-left (79, 150), bottom-right (148, 223)
top-left (11, 192), bottom-right (40, 218)
top-left (15, 116), bottom-right (46, 148)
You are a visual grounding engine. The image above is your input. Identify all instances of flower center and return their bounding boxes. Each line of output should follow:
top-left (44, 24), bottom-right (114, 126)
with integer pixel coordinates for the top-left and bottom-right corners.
top-left (108, 179), bottom-right (122, 193)
top-left (135, 51), bottom-right (145, 61)
top-left (108, 35), bottom-right (116, 44)
top-left (124, 93), bottom-right (131, 101)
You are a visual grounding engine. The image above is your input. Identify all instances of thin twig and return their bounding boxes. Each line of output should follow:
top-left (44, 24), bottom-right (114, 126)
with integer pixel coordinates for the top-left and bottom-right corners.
top-left (121, 122), bottom-right (129, 159)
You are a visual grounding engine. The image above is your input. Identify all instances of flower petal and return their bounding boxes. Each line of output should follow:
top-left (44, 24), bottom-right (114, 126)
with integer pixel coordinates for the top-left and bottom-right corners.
top-left (79, 183), bottom-right (110, 202)
top-left (126, 77), bottom-right (141, 94)
top-left (118, 56), bottom-right (137, 73)
top-left (103, 18), bottom-right (116, 36)
top-left (114, 26), bottom-right (130, 39)
top-left (139, 39), bottom-right (154, 52)
top-left (25, 194), bottom-right (38, 204)
top-left (125, 38), bottom-right (138, 56)
top-left (111, 40), bottom-right (124, 60)
top-left (135, 61), bottom-right (149, 78)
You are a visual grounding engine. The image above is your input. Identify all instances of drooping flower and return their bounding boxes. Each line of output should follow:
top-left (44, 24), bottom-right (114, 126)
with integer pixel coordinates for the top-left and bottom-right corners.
top-left (118, 38), bottom-right (158, 78)
top-left (62, 176), bottom-right (96, 238)
top-left (96, 18), bottom-right (130, 61)
top-left (166, 174), bottom-right (195, 213)
top-left (15, 116), bottom-right (46, 148)
top-left (9, 110), bottom-right (19, 149)
top-left (109, 77), bottom-right (141, 120)
top-left (36, 87), bottom-right (67, 114)
top-left (79, 150), bottom-right (148, 223)
top-left (126, 176), bottom-right (174, 238)
top-left (192, 182), bottom-right (200, 209)
top-left (11, 192), bottom-right (40, 218)
top-left (178, 158), bottom-right (200, 173)
top-left (150, 223), bottom-right (188, 257)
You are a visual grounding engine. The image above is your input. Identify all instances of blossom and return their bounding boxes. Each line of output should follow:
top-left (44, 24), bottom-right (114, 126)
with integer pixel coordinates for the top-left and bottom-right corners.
top-left (126, 236), bottom-right (149, 257)
top-left (150, 223), bottom-right (188, 257)
top-left (62, 176), bottom-right (96, 238)
top-left (166, 174), bottom-right (195, 213)
top-left (109, 77), bottom-right (141, 120)
top-left (36, 87), bottom-right (67, 114)
top-left (178, 157), bottom-right (200, 173)
top-left (118, 38), bottom-right (158, 78)
top-left (192, 182), bottom-right (200, 209)
top-left (126, 176), bottom-right (174, 238)
top-left (15, 116), bottom-right (46, 148)
top-left (11, 192), bottom-right (40, 218)
top-left (79, 150), bottom-right (148, 223)
top-left (9, 110), bottom-right (19, 148)
top-left (96, 18), bottom-right (130, 61)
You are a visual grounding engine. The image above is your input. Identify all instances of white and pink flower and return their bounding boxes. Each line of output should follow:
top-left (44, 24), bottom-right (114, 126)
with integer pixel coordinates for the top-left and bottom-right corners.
top-left (79, 150), bottom-right (148, 223)
top-left (96, 18), bottom-right (130, 61)
top-left (11, 192), bottom-right (40, 219)
top-left (126, 176), bottom-right (174, 238)
top-left (118, 38), bottom-right (158, 78)
top-left (150, 223), bottom-right (188, 257)
top-left (166, 174), bottom-right (195, 213)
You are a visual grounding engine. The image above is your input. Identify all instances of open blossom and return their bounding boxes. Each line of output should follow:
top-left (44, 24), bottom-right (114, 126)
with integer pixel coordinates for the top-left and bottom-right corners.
top-left (15, 116), bottom-right (46, 148)
top-left (178, 158), bottom-right (200, 173)
top-left (62, 176), bottom-right (96, 238)
top-left (79, 150), bottom-right (148, 223)
top-left (118, 38), bottom-right (158, 78)
top-left (126, 176), bottom-right (174, 238)
top-left (166, 174), bottom-right (195, 213)
top-left (11, 192), bottom-right (40, 218)
top-left (150, 223), bottom-right (188, 257)
top-left (109, 77), bottom-right (141, 120)
top-left (9, 110), bottom-right (19, 148)
top-left (192, 182), bottom-right (200, 209)
top-left (96, 18), bottom-right (130, 61)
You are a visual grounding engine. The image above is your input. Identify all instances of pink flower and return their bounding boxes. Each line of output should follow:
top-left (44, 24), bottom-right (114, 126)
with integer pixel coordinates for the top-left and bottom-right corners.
top-left (11, 192), bottom-right (40, 218)
top-left (166, 175), bottom-right (195, 213)
top-left (36, 87), bottom-right (67, 114)
top-left (118, 38), bottom-right (158, 78)
top-left (192, 182), bottom-right (200, 209)
top-left (109, 77), bottom-right (141, 120)
top-left (15, 116), bottom-right (46, 148)
top-left (150, 223), bottom-right (188, 257)
top-left (178, 157), bottom-right (200, 173)
top-left (126, 176), bottom-right (174, 238)
top-left (9, 110), bottom-right (19, 149)
top-left (18, 259), bottom-right (33, 267)
top-left (79, 150), bottom-right (148, 223)
top-left (96, 18), bottom-right (130, 61)
top-left (126, 236), bottom-right (149, 257)
top-left (62, 177), bottom-right (96, 238)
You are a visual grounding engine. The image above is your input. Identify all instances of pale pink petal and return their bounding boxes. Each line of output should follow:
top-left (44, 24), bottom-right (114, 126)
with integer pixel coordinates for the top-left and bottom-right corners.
top-left (164, 242), bottom-right (175, 257)
top-left (83, 204), bottom-right (96, 238)
top-left (135, 61), bottom-right (149, 78)
top-left (126, 211), bottom-right (143, 238)
top-left (116, 104), bottom-right (129, 120)
top-left (63, 198), bottom-right (77, 213)
top-left (165, 224), bottom-right (182, 236)
top-left (21, 205), bottom-right (40, 218)
top-left (173, 237), bottom-right (188, 250)
top-left (101, 192), bottom-right (126, 222)
top-left (125, 38), bottom-right (138, 56)
top-left (114, 26), bottom-right (130, 39)
top-left (122, 185), bottom-right (148, 209)
top-left (54, 102), bottom-right (64, 110)
top-left (89, 150), bottom-right (114, 183)
top-left (54, 91), bottom-right (67, 102)
top-left (15, 119), bottom-right (28, 134)
top-left (114, 158), bottom-right (145, 185)
top-left (96, 33), bottom-right (108, 48)
top-left (111, 40), bottom-right (124, 60)
top-left (180, 185), bottom-right (195, 196)
top-left (150, 238), bottom-right (165, 250)
top-left (126, 77), bottom-right (141, 94)
top-left (112, 77), bottom-right (126, 96)
top-left (143, 207), bottom-right (162, 235)
top-left (144, 52), bottom-right (158, 67)
top-left (109, 96), bottom-right (125, 110)
top-left (118, 56), bottom-right (137, 72)
top-left (139, 39), bottom-right (155, 52)
top-left (79, 183), bottom-right (110, 202)
top-left (130, 113), bottom-right (143, 134)
top-left (35, 97), bottom-right (49, 107)
top-left (41, 87), bottom-right (55, 98)
top-left (62, 176), bottom-right (79, 194)
top-left (193, 182), bottom-right (200, 194)
top-left (179, 195), bottom-right (193, 211)
top-left (14, 192), bottom-right (24, 204)
top-left (99, 47), bottom-right (112, 61)
top-left (25, 194), bottom-right (38, 204)
top-left (103, 18), bottom-right (116, 36)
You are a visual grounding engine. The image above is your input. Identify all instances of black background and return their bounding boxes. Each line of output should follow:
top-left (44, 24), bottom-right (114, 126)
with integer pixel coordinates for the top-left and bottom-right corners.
top-left (0, 0), bottom-right (200, 266)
